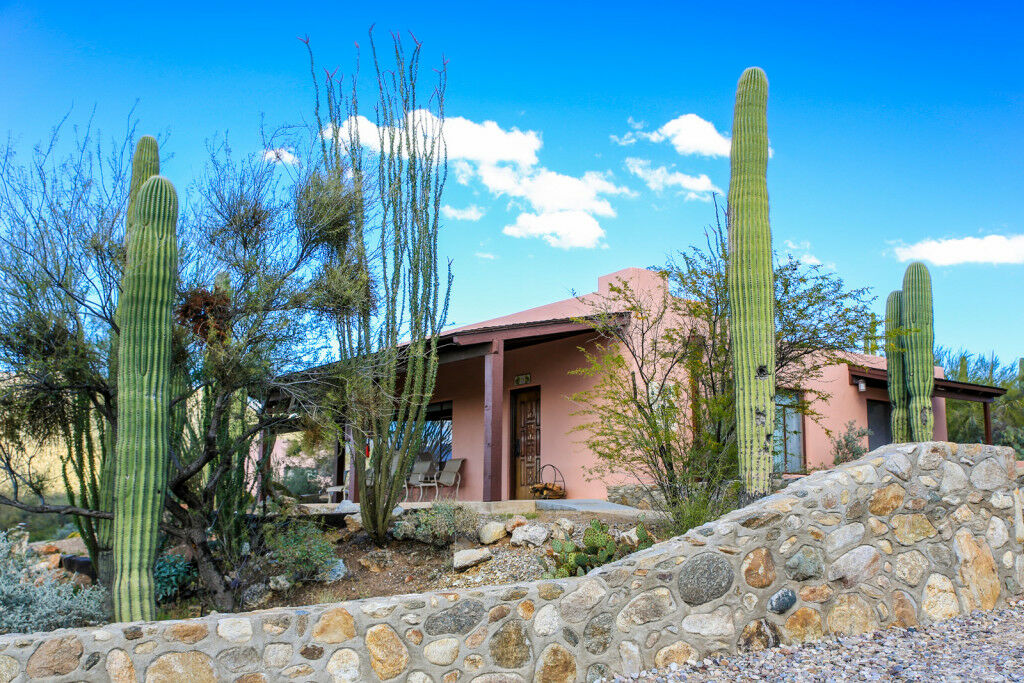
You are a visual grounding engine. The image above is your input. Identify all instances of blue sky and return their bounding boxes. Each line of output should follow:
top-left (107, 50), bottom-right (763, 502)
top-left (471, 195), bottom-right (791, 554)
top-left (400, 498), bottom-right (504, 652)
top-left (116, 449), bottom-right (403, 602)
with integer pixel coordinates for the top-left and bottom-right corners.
top-left (2, 1), bottom-right (1022, 362)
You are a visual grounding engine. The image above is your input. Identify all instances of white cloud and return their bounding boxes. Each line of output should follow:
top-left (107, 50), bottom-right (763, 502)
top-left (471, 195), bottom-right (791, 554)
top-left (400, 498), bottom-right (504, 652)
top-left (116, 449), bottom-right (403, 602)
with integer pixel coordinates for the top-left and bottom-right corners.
top-left (610, 131), bottom-right (639, 146)
top-left (625, 158), bottom-right (721, 199)
top-left (474, 251), bottom-right (497, 260)
top-left (783, 239), bottom-right (833, 269)
top-left (503, 210), bottom-right (606, 249)
top-left (627, 116), bottom-right (646, 131)
top-left (262, 148), bottom-right (299, 166)
top-left (645, 114), bottom-right (731, 157)
top-left (478, 165), bottom-right (634, 217)
top-left (894, 234), bottom-right (1024, 265)
top-left (442, 205), bottom-right (485, 221)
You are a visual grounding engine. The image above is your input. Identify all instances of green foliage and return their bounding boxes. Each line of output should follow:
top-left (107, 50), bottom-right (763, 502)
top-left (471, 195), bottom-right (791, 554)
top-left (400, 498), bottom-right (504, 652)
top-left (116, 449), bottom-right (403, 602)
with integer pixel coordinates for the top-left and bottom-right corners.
top-left (902, 262), bottom-right (935, 440)
top-left (938, 348), bottom-right (1024, 454)
top-left (390, 502), bottom-right (480, 547)
top-left (261, 520), bottom-right (337, 581)
top-left (153, 553), bottom-right (196, 604)
top-left (727, 66), bottom-right (775, 497)
top-left (885, 290), bottom-right (911, 441)
top-left (662, 483), bottom-right (743, 538)
top-left (831, 420), bottom-right (873, 465)
top-left (0, 530), bottom-right (108, 634)
top-left (543, 520), bottom-right (654, 579)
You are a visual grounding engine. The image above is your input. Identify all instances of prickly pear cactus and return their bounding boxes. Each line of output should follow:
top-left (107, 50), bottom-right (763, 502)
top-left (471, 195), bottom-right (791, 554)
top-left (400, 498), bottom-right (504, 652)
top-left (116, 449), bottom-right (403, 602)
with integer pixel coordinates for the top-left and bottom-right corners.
top-left (901, 262), bottom-right (934, 441)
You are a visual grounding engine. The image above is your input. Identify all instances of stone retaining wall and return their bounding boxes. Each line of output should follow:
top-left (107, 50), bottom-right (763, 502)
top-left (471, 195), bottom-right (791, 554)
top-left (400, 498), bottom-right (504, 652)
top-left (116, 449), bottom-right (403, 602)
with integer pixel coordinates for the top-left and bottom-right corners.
top-left (0, 442), bottom-right (1021, 682)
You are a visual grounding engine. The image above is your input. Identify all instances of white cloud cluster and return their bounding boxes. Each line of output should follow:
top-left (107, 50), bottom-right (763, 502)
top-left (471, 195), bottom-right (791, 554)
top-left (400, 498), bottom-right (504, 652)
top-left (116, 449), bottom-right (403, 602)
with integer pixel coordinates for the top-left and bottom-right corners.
top-left (894, 234), bottom-right (1024, 265)
top-left (783, 239), bottom-right (833, 269)
top-left (625, 158), bottom-right (720, 201)
top-left (441, 205), bottom-right (485, 221)
top-left (612, 114), bottom-right (731, 158)
top-left (262, 148), bottom-right (299, 166)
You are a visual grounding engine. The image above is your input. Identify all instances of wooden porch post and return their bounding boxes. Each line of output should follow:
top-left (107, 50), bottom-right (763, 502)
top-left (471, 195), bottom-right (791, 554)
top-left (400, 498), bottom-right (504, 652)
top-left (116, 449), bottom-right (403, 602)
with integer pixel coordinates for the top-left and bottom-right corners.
top-left (983, 401), bottom-right (993, 445)
top-left (483, 340), bottom-right (505, 502)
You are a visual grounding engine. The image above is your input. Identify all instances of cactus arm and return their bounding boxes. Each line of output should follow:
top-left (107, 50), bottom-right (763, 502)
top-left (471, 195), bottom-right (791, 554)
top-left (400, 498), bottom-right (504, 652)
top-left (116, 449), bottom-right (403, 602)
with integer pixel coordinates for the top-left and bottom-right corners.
top-left (727, 67), bottom-right (775, 496)
top-left (901, 262), bottom-right (934, 440)
top-left (884, 290), bottom-right (910, 442)
top-left (113, 174), bottom-right (178, 622)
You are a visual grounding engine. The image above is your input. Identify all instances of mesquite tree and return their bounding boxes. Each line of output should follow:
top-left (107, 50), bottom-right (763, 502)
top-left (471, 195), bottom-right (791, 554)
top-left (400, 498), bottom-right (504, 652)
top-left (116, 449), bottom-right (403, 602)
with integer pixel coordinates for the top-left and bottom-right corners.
top-left (304, 30), bottom-right (451, 545)
top-left (727, 67), bottom-right (775, 497)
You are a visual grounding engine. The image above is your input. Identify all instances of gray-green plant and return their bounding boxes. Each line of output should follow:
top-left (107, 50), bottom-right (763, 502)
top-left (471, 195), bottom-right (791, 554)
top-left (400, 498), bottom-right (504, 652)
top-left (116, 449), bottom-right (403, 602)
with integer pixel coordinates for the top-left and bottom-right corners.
top-left (885, 290), bottom-right (911, 442)
top-left (113, 174), bottom-right (179, 622)
top-left (390, 501), bottom-right (479, 547)
top-left (727, 67), bottom-right (775, 497)
top-left (831, 419), bottom-right (873, 465)
top-left (901, 262), bottom-right (934, 441)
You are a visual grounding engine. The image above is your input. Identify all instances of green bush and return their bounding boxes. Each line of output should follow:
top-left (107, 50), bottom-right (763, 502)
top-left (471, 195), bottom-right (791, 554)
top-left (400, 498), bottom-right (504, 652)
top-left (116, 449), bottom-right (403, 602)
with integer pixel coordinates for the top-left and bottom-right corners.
top-left (391, 502), bottom-right (480, 547)
top-left (153, 553), bottom-right (196, 604)
top-left (543, 519), bottom-right (654, 579)
top-left (831, 420), bottom-right (873, 465)
top-left (0, 529), bottom-right (108, 634)
top-left (261, 520), bottom-right (336, 581)
top-left (662, 482), bottom-right (742, 538)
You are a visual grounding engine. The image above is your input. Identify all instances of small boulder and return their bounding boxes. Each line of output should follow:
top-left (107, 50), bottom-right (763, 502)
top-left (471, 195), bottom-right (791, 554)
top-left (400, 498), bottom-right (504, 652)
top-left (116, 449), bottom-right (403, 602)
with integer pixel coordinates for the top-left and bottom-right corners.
top-left (325, 559), bottom-right (349, 582)
top-left (555, 518), bottom-right (575, 535)
top-left (344, 514), bottom-right (363, 533)
top-left (269, 574), bottom-right (293, 592)
top-left (478, 522), bottom-right (508, 545)
top-left (453, 548), bottom-right (492, 571)
top-left (333, 501), bottom-right (360, 514)
top-left (505, 515), bottom-right (529, 533)
top-left (511, 524), bottom-right (550, 547)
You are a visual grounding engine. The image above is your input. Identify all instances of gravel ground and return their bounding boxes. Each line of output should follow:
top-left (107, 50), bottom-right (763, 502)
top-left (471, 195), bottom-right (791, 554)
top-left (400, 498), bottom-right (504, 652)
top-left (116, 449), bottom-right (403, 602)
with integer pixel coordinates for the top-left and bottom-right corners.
top-left (611, 598), bottom-right (1024, 682)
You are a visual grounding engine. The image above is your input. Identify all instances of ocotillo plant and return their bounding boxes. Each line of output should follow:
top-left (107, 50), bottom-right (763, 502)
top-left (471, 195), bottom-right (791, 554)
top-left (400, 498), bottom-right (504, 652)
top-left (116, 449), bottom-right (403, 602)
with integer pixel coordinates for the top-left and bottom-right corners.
top-left (113, 174), bottom-right (178, 622)
top-left (727, 67), bottom-right (775, 497)
top-left (885, 290), bottom-right (910, 441)
top-left (901, 262), bottom-right (934, 440)
top-left (98, 136), bottom-right (161, 586)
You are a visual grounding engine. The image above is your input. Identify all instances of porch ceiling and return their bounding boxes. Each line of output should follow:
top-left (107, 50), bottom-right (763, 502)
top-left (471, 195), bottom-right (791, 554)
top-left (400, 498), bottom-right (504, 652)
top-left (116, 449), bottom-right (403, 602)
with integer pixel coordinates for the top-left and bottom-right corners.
top-left (848, 365), bottom-right (1007, 403)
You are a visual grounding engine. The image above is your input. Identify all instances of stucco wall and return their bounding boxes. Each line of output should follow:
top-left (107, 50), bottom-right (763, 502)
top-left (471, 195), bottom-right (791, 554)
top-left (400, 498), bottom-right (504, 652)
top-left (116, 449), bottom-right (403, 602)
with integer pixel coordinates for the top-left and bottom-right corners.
top-left (0, 441), bottom-right (1019, 682)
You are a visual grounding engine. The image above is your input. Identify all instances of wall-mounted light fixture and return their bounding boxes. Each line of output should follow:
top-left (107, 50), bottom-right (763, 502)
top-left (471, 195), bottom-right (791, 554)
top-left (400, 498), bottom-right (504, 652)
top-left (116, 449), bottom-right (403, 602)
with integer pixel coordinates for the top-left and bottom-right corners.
top-left (857, 379), bottom-right (867, 393)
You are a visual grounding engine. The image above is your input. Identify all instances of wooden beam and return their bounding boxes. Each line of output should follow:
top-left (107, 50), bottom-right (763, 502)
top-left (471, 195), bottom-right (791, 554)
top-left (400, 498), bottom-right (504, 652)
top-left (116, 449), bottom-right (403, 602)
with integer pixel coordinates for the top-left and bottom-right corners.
top-left (983, 401), bottom-right (993, 445)
top-left (482, 340), bottom-right (505, 502)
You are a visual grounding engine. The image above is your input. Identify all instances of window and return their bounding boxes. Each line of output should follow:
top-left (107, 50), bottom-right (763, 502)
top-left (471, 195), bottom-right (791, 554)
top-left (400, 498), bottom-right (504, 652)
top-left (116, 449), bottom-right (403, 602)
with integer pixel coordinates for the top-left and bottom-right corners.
top-left (773, 392), bottom-right (804, 473)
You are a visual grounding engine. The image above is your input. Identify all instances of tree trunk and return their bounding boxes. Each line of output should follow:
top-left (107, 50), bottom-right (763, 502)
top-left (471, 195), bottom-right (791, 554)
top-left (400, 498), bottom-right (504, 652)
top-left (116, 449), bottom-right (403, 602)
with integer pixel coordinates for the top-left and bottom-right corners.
top-left (185, 528), bottom-right (235, 612)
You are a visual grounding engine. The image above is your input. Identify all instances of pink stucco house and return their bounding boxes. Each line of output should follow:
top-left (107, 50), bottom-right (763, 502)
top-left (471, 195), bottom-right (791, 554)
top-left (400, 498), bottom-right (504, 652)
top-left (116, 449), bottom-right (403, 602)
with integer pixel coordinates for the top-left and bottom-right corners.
top-left (278, 267), bottom-right (1003, 503)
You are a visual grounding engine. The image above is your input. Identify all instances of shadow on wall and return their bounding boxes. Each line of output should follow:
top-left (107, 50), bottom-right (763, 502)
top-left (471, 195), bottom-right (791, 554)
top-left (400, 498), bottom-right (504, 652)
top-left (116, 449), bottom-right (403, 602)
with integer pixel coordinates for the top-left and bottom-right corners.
top-left (0, 442), bottom-right (1020, 681)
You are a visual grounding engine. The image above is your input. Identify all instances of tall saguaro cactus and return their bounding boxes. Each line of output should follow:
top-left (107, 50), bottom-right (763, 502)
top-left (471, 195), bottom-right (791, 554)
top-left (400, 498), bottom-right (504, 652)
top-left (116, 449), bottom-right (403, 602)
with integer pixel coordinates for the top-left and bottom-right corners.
top-left (99, 136), bottom-right (161, 584)
top-left (727, 67), bottom-right (775, 496)
top-left (885, 290), bottom-right (910, 442)
top-left (901, 262), bottom-right (934, 441)
top-left (113, 174), bottom-right (179, 622)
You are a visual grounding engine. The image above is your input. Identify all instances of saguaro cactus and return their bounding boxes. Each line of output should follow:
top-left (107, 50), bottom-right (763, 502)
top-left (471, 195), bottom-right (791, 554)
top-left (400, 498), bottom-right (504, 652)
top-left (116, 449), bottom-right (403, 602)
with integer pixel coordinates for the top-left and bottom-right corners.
top-left (99, 136), bottom-right (160, 584)
top-left (901, 262), bottom-right (934, 441)
top-left (113, 174), bottom-right (178, 622)
top-left (885, 290), bottom-right (910, 442)
top-left (727, 67), bottom-right (775, 496)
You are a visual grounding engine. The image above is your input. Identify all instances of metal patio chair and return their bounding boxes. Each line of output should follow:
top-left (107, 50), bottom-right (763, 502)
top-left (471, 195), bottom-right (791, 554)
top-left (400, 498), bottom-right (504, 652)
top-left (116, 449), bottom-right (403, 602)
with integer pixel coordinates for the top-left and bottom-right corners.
top-left (404, 457), bottom-right (438, 502)
top-left (433, 458), bottom-right (464, 500)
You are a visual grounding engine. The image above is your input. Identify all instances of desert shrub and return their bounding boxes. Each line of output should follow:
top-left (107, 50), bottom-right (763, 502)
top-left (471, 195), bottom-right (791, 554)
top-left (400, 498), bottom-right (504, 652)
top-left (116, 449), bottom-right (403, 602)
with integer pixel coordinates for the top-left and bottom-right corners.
top-left (831, 420), bottom-right (873, 465)
top-left (261, 520), bottom-right (337, 581)
top-left (0, 529), bottom-right (108, 634)
top-left (661, 481), bottom-right (742, 537)
top-left (153, 552), bottom-right (197, 604)
top-left (391, 502), bottom-right (480, 547)
top-left (543, 519), bottom-right (654, 578)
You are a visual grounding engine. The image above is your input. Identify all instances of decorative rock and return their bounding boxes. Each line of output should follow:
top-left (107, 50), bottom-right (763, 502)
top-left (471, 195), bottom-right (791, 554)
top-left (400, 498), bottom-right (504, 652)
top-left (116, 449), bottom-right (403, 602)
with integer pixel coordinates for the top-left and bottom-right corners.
top-left (425, 600), bottom-right (486, 636)
top-left (489, 620), bottom-right (531, 669)
top-left (300, 644), bottom-right (324, 660)
top-left (583, 613), bottom-right (614, 654)
top-left (986, 516), bottom-right (1009, 549)
top-left (971, 457), bottom-right (1009, 490)
top-left (165, 622), bottom-right (209, 643)
top-left (798, 583), bottom-right (833, 603)
top-left (106, 648), bottom-right (136, 683)
top-left (767, 588), bottom-right (797, 614)
top-left (478, 522), bottom-right (507, 545)
top-left (510, 524), bottom-right (549, 547)
top-left (218, 646), bottom-right (259, 672)
top-left (535, 643), bottom-right (576, 683)
top-left (618, 641), bottom-right (642, 676)
top-left (741, 547), bottom-right (776, 588)
top-left (739, 619), bottom-right (780, 651)
top-left (489, 605), bottom-right (510, 622)
top-left (869, 483), bottom-right (905, 515)
top-left (953, 528), bottom-right (1000, 610)
top-left (325, 649), bottom-right (360, 682)
top-left (407, 673), bottom-right (433, 683)
top-left (505, 515), bottom-right (529, 532)
top-left (26, 636), bottom-right (82, 678)
top-left (218, 618), bottom-right (253, 643)
top-left (939, 461), bottom-right (968, 495)
top-left (677, 552), bottom-right (735, 605)
top-left (517, 599), bottom-right (534, 619)
top-left (893, 589), bottom-right (918, 627)
top-left (827, 593), bottom-right (878, 635)
top-left (263, 643), bottom-right (292, 667)
top-left (825, 523), bottom-right (865, 555)
top-left (533, 604), bottom-right (559, 635)
top-left (827, 545), bottom-right (882, 587)
top-left (537, 583), bottom-right (564, 601)
top-left (0, 656), bottom-right (16, 683)
top-left (145, 652), bottom-right (216, 683)
top-left (269, 574), bottom-right (293, 592)
top-left (424, 638), bottom-right (460, 666)
top-left (365, 624), bottom-right (409, 680)
top-left (991, 491), bottom-right (1013, 509)
top-left (892, 513), bottom-right (938, 545)
top-left (313, 607), bottom-right (356, 643)
top-left (894, 549), bottom-right (928, 586)
top-left (559, 580), bottom-right (607, 622)
top-left (867, 517), bottom-right (888, 535)
top-left (785, 545), bottom-right (824, 581)
top-left (615, 587), bottom-right (676, 631)
top-left (682, 606), bottom-right (735, 637)
top-left (922, 573), bottom-right (960, 621)
top-left (784, 607), bottom-right (823, 643)
top-left (325, 558), bottom-right (349, 581)
top-left (655, 640), bottom-right (698, 668)
top-left (466, 624), bottom-right (488, 649)
top-left (454, 548), bottom-right (492, 571)
top-left (283, 664), bottom-right (315, 678)
top-left (885, 452), bottom-right (913, 480)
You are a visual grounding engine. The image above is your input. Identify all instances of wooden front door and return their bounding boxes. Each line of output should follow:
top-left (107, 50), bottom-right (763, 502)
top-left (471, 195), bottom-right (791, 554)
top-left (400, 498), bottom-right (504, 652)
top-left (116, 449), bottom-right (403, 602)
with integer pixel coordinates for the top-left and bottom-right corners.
top-left (511, 387), bottom-right (541, 499)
